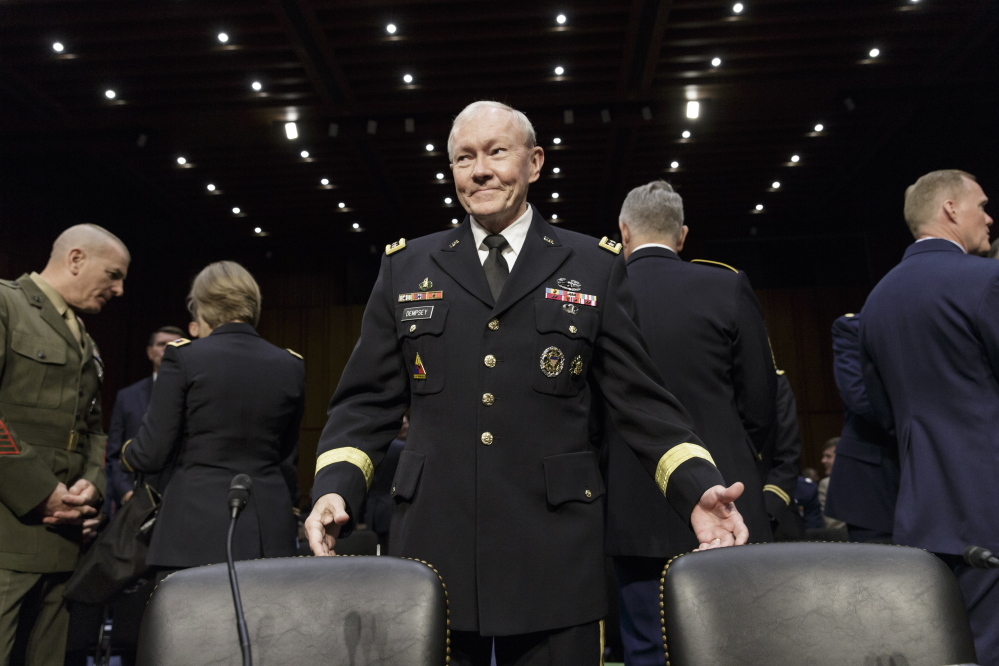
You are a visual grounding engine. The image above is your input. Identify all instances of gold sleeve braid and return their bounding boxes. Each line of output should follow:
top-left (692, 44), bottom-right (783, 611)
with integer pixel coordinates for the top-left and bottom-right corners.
top-left (764, 484), bottom-right (791, 505)
top-left (654, 443), bottom-right (716, 495)
top-left (315, 447), bottom-right (375, 490)
top-left (120, 439), bottom-right (135, 473)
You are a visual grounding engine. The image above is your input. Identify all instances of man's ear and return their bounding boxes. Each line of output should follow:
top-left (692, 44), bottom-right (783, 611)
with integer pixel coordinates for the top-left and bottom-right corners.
top-left (618, 219), bottom-right (631, 247)
top-left (676, 225), bottom-right (689, 252)
top-left (67, 248), bottom-right (86, 276)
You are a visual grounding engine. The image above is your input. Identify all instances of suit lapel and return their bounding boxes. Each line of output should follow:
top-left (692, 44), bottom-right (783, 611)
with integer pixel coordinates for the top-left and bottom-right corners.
top-left (431, 220), bottom-right (495, 308)
top-left (493, 208), bottom-right (572, 314)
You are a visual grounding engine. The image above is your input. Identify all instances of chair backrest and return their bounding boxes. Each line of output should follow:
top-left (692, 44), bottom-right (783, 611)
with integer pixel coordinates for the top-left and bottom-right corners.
top-left (137, 556), bottom-right (448, 666)
top-left (661, 542), bottom-right (976, 666)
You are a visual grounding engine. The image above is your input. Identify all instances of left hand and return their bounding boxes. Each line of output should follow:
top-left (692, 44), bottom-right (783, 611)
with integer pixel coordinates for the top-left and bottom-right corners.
top-left (81, 514), bottom-right (106, 541)
top-left (690, 482), bottom-right (749, 550)
top-left (43, 479), bottom-right (100, 526)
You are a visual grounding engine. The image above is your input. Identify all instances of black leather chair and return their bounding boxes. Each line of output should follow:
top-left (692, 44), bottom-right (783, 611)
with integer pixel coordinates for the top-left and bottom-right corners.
top-left (660, 542), bottom-right (977, 666)
top-left (136, 556), bottom-right (448, 665)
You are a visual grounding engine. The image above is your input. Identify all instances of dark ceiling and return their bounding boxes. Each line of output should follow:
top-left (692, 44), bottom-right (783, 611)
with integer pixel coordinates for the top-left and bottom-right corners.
top-left (2, 0), bottom-right (997, 290)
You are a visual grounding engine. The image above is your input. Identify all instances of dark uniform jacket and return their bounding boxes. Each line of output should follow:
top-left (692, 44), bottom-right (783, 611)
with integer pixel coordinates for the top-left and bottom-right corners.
top-left (105, 377), bottom-right (174, 505)
top-left (862, 239), bottom-right (999, 555)
top-left (604, 248), bottom-right (777, 557)
top-left (825, 313), bottom-right (899, 535)
top-left (123, 323), bottom-right (304, 568)
top-left (0, 275), bottom-right (107, 573)
top-left (312, 209), bottom-right (726, 636)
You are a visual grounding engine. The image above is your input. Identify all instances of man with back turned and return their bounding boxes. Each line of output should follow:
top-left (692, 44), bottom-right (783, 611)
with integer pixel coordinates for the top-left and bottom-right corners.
top-left (1, 224), bottom-right (129, 665)
top-left (305, 101), bottom-right (749, 666)
top-left (860, 169), bottom-right (997, 664)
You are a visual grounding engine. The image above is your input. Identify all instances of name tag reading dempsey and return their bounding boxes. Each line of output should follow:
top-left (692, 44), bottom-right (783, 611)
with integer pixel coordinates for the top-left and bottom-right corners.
top-left (402, 306), bottom-right (435, 320)
top-left (544, 288), bottom-right (597, 307)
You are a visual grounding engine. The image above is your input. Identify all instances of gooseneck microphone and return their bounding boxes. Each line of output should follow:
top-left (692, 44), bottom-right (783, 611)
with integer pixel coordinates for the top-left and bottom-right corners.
top-left (226, 474), bottom-right (253, 666)
top-left (963, 545), bottom-right (999, 569)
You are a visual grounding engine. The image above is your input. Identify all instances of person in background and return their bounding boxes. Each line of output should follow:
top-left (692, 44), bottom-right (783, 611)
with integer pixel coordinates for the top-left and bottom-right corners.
top-left (817, 438), bottom-right (846, 530)
top-left (122, 261), bottom-right (305, 577)
top-left (105, 326), bottom-right (185, 510)
top-left (1, 224), bottom-right (128, 666)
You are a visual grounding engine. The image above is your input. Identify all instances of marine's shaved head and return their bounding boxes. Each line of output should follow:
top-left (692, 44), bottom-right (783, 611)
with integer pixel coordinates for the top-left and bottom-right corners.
top-left (50, 224), bottom-right (130, 262)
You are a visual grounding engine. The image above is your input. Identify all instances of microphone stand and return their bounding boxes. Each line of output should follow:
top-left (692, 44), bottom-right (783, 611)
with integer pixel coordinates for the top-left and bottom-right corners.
top-left (227, 509), bottom-right (252, 666)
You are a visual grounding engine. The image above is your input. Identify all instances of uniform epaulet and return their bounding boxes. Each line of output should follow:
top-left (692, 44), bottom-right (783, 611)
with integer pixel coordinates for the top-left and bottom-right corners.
top-left (691, 259), bottom-right (739, 273)
top-left (167, 338), bottom-right (191, 347)
top-left (286, 348), bottom-right (304, 360)
top-left (386, 238), bottom-right (407, 255)
top-left (0, 279), bottom-right (20, 290)
top-left (598, 236), bottom-right (622, 255)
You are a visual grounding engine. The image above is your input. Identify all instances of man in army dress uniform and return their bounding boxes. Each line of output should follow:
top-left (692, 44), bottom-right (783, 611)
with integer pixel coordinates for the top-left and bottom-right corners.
top-left (0, 224), bottom-right (129, 665)
top-left (305, 102), bottom-right (748, 666)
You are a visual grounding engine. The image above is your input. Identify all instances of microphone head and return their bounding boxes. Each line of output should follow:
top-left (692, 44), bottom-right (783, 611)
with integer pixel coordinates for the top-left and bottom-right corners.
top-left (230, 473), bottom-right (252, 492)
top-left (228, 473), bottom-right (253, 512)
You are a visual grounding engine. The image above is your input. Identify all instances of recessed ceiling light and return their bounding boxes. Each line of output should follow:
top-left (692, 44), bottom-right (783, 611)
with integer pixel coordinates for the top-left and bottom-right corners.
top-left (254, 227), bottom-right (262, 234)
top-left (869, 48), bottom-right (880, 58)
top-left (755, 204), bottom-right (764, 211)
top-left (556, 14), bottom-right (567, 25)
top-left (553, 137), bottom-right (562, 144)
top-left (426, 143), bottom-right (434, 152)
top-left (176, 157), bottom-right (187, 165)
top-left (233, 207), bottom-right (241, 214)
top-left (386, 23), bottom-right (397, 34)
top-left (403, 74), bottom-right (413, 84)
top-left (554, 66), bottom-right (564, 76)
top-left (553, 167), bottom-right (561, 174)
top-left (552, 214), bottom-right (558, 219)
top-left (300, 150), bottom-right (310, 158)
top-left (436, 172), bottom-right (445, 179)
top-left (772, 181), bottom-right (781, 189)
top-left (206, 184), bottom-right (216, 191)
top-left (285, 122), bottom-right (298, 140)
top-left (104, 90), bottom-right (116, 99)
top-left (452, 218), bottom-right (459, 224)
top-left (791, 154), bottom-right (800, 163)
top-left (681, 130), bottom-right (691, 139)
top-left (320, 178), bottom-right (329, 186)
top-left (251, 81), bottom-right (262, 91)
top-left (670, 160), bottom-right (680, 169)
top-left (814, 123), bottom-right (824, 132)
top-left (352, 222), bottom-right (360, 229)
top-left (338, 202), bottom-right (346, 209)
top-left (711, 57), bottom-right (721, 67)
top-left (686, 101), bottom-right (700, 119)
top-left (552, 192), bottom-right (560, 199)
top-left (217, 32), bottom-right (229, 43)
top-left (444, 197), bottom-right (452, 204)
top-left (733, 3), bottom-right (744, 13)
top-left (52, 42), bottom-right (64, 52)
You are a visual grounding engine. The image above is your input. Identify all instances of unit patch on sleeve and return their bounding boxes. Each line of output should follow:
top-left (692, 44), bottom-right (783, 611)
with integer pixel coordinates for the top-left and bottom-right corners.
top-left (413, 353), bottom-right (427, 380)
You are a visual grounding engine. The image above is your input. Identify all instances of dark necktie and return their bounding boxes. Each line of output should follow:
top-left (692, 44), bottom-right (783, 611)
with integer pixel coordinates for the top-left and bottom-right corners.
top-left (482, 234), bottom-right (511, 301)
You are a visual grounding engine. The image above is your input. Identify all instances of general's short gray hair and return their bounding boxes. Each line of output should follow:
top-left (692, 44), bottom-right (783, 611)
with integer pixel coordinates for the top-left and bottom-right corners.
top-left (447, 101), bottom-right (537, 162)
top-left (619, 180), bottom-right (685, 240)
top-left (903, 169), bottom-right (976, 236)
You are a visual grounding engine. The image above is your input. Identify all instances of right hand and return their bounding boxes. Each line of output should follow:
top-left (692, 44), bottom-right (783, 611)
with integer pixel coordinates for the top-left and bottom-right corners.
top-left (304, 493), bottom-right (351, 556)
top-left (37, 483), bottom-right (98, 525)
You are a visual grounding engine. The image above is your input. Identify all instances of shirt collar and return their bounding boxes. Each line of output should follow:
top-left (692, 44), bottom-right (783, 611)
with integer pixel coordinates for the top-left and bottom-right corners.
top-left (470, 205), bottom-right (533, 257)
top-left (631, 242), bottom-right (677, 254)
top-left (28, 272), bottom-right (70, 316)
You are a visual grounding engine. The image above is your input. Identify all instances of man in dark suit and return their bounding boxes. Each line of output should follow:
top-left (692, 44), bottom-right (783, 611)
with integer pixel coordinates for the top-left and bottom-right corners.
top-left (305, 101), bottom-right (749, 666)
top-left (824, 313), bottom-right (898, 543)
top-left (105, 326), bottom-right (184, 509)
top-left (861, 169), bottom-right (996, 663)
top-left (607, 180), bottom-right (779, 665)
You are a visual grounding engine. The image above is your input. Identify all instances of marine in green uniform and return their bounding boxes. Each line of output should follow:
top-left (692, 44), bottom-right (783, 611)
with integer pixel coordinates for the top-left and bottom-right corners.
top-left (0, 224), bottom-right (129, 666)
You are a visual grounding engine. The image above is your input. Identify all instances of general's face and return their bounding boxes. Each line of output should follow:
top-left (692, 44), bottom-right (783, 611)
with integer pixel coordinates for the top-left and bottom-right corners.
top-left (147, 331), bottom-right (182, 371)
top-left (953, 178), bottom-right (992, 255)
top-left (450, 108), bottom-right (543, 231)
top-left (72, 244), bottom-right (129, 314)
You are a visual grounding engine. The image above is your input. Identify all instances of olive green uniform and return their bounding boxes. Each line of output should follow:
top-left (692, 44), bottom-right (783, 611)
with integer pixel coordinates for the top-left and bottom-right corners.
top-left (0, 274), bottom-right (106, 666)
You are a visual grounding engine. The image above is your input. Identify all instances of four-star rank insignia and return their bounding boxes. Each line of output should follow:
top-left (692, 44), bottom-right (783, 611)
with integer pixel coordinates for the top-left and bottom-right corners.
top-left (540, 346), bottom-right (565, 377)
top-left (413, 353), bottom-right (427, 380)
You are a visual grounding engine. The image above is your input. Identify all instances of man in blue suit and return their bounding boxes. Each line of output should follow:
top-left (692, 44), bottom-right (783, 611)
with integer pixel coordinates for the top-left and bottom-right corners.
top-left (861, 169), bottom-right (996, 664)
top-left (824, 313), bottom-right (898, 543)
top-left (105, 326), bottom-right (184, 508)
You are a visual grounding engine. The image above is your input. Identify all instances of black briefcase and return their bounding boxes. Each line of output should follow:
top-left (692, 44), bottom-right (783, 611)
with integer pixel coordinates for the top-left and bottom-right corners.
top-left (63, 482), bottom-right (161, 605)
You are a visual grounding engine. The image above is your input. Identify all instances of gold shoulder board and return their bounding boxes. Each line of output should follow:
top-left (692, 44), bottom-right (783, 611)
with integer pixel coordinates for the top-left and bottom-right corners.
top-left (691, 259), bottom-right (738, 273)
top-left (386, 238), bottom-right (407, 255)
top-left (286, 348), bottom-right (304, 360)
top-left (844, 312), bottom-right (855, 318)
top-left (167, 338), bottom-right (192, 347)
top-left (598, 236), bottom-right (621, 255)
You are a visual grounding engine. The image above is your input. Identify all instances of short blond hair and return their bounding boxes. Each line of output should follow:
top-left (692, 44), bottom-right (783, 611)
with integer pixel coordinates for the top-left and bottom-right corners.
top-left (903, 170), bottom-right (976, 236)
top-left (187, 261), bottom-right (261, 328)
top-left (447, 101), bottom-right (536, 163)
